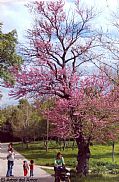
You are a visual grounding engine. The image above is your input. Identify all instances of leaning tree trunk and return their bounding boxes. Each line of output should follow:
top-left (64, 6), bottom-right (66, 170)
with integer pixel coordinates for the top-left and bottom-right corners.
top-left (76, 137), bottom-right (90, 176)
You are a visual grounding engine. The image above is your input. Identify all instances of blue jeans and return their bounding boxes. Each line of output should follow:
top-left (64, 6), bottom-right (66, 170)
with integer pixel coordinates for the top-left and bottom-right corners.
top-left (6, 161), bottom-right (14, 177)
top-left (30, 170), bottom-right (33, 177)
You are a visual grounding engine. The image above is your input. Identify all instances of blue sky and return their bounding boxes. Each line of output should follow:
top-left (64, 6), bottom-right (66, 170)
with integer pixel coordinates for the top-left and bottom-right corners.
top-left (0, 0), bottom-right (118, 107)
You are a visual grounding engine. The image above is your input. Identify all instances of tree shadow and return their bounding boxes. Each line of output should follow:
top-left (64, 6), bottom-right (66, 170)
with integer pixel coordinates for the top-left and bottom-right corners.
top-left (91, 152), bottom-right (119, 159)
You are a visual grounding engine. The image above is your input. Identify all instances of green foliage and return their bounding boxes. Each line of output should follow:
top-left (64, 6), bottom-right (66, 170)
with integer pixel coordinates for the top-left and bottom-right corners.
top-left (0, 99), bottom-right (54, 142)
top-left (0, 110), bottom-right (6, 126)
top-left (0, 106), bottom-right (15, 126)
top-left (0, 23), bottom-right (22, 83)
top-left (11, 99), bottom-right (39, 140)
top-left (0, 99), bottom-right (48, 142)
top-left (90, 161), bottom-right (119, 175)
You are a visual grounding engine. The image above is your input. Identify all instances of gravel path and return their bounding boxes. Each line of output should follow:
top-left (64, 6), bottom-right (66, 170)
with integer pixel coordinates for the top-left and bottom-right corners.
top-left (0, 143), bottom-right (54, 182)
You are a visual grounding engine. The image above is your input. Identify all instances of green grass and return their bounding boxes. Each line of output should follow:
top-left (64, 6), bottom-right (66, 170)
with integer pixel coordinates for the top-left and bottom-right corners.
top-left (14, 141), bottom-right (119, 181)
top-left (90, 144), bottom-right (119, 173)
top-left (41, 168), bottom-right (54, 175)
top-left (71, 174), bottom-right (119, 182)
top-left (14, 141), bottom-right (78, 167)
top-left (40, 169), bottom-right (119, 182)
top-left (41, 168), bottom-right (119, 182)
top-left (14, 141), bottom-right (119, 167)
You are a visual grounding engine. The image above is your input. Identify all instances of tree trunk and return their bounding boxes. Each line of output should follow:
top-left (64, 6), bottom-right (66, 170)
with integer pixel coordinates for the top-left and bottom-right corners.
top-left (69, 107), bottom-right (90, 175)
top-left (46, 139), bottom-right (48, 152)
top-left (72, 139), bottom-right (75, 150)
top-left (60, 140), bottom-right (62, 151)
top-left (33, 136), bottom-right (36, 142)
top-left (62, 139), bottom-right (66, 151)
top-left (112, 141), bottom-right (115, 162)
top-left (43, 137), bottom-right (47, 149)
top-left (46, 118), bottom-right (49, 152)
top-left (76, 137), bottom-right (90, 176)
top-left (26, 142), bottom-right (29, 149)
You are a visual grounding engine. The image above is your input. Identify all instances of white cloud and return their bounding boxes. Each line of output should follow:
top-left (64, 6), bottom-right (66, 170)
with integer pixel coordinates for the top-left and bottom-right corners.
top-left (80, 0), bottom-right (118, 10)
top-left (0, 1), bottom-right (33, 41)
top-left (0, 88), bottom-right (18, 108)
top-left (0, 0), bottom-right (55, 4)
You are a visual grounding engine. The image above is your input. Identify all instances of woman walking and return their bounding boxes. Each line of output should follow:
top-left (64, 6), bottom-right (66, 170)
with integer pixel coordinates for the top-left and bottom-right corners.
top-left (6, 146), bottom-right (15, 177)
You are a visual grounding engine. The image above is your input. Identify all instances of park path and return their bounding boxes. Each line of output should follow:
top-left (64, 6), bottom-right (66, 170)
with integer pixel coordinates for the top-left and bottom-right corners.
top-left (0, 143), bottom-right (54, 182)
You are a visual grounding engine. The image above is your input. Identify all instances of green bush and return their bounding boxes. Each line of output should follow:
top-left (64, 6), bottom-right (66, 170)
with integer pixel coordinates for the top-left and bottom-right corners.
top-left (91, 165), bottom-right (107, 174)
top-left (108, 169), bottom-right (119, 174)
top-left (90, 161), bottom-right (119, 174)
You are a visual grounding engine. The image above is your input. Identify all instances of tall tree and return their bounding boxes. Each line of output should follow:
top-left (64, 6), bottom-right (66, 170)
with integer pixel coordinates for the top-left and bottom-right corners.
top-left (7, 0), bottom-right (119, 175)
top-left (11, 99), bottom-right (43, 147)
top-left (11, 99), bottom-right (33, 145)
top-left (0, 109), bottom-right (6, 127)
top-left (9, 0), bottom-right (100, 98)
top-left (0, 23), bottom-right (22, 85)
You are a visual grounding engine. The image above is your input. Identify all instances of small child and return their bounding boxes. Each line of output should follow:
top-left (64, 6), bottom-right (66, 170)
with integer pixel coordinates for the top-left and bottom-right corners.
top-left (23, 160), bottom-right (29, 176)
top-left (29, 160), bottom-right (34, 177)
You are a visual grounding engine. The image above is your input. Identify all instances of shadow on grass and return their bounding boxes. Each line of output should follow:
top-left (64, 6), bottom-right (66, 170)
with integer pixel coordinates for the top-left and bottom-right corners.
top-left (14, 145), bottom-right (77, 157)
top-left (20, 151), bottom-right (77, 160)
top-left (22, 151), bottom-right (76, 159)
top-left (91, 152), bottom-right (119, 159)
top-left (15, 146), bottom-right (77, 151)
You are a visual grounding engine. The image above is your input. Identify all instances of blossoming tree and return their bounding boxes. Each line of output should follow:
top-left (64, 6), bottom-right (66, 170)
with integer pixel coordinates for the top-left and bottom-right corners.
top-left (6, 0), bottom-right (119, 175)
top-left (44, 74), bottom-right (119, 175)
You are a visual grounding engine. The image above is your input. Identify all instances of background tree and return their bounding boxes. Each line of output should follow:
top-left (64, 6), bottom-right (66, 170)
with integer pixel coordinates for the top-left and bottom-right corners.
top-left (34, 98), bottom-right (55, 151)
top-left (0, 106), bottom-right (15, 142)
top-left (0, 100), bottom-right (48, 144)
top-left (11, 99), bottom-right (33, 148)
top-left (0, 23), bottom-right (22, 85)
top-left (100, 64), bottom-right (119, 162)
top-left (10, 99), bottom-right (46, 148)
top-left (0, 109), bottom-right (6, 127)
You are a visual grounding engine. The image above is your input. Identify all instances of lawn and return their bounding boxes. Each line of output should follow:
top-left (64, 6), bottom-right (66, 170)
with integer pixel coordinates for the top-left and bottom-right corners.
top-left (14, 141), bottom-right (119, 167)
top-left (14, 141), bottom-right (119, 181)
top-left (14, 141), bottom-right (78, 167)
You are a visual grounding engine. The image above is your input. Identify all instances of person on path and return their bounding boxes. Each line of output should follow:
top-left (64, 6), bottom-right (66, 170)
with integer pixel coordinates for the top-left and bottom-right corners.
top-left (54, 152), bottom-right (65, 169)
top-left (29, 160), bottom-right (34, 177)
top-left (54, 152), bottom-right (70, 181)
top-left (54, 152), bottom-right (66, 175)
top-left (23, 160), bottom-right (29, 176)
top-left (8, 143), bottom-right (13, 151)
top-left (0, 141), bottom-right (1, 150)
top-left (6, 147), bottom-right (15, 177)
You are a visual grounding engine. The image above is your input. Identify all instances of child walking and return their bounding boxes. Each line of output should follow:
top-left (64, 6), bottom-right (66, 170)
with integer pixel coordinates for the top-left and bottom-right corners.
top-left (29, 160), bottom-right (34, 177)
top-left (23, 161), bottom-right (29, 176)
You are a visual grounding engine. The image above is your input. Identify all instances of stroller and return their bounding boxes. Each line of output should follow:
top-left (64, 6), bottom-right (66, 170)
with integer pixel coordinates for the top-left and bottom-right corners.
top-left (54, 166), bottom-right (70, 182)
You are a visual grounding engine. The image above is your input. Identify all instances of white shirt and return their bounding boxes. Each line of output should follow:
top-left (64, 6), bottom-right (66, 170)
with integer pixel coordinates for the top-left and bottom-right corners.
top-left (7, 151), bottom-right (15, 161)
